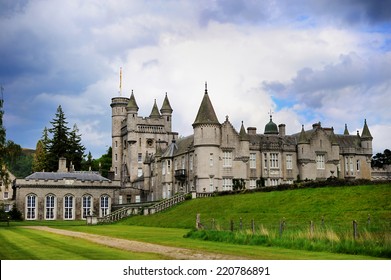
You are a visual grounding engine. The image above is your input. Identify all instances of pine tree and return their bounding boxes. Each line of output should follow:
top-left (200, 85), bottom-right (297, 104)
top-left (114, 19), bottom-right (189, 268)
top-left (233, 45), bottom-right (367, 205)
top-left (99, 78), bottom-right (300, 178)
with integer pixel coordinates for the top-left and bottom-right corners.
top-left (47, 105), bottom-right (71, 171)
top-left (68, 124), bottom-right (85, 171)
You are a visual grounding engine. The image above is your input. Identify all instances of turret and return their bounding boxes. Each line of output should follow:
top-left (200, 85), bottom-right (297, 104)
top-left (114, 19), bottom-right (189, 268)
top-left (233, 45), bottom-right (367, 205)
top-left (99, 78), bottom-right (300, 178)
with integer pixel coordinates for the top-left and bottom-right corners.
top-left (111, 96), bottom-right (129, 181)
top-left (160, 92), bottom-right (173, 132)
top-left (361, 119), bottom-right (373, 153)
top-left (264, 115), bottom-right (278, 135)
top-left (149, 99), bottom-right (161, 119)
top-left (126, 90), bottom-right (139, 142)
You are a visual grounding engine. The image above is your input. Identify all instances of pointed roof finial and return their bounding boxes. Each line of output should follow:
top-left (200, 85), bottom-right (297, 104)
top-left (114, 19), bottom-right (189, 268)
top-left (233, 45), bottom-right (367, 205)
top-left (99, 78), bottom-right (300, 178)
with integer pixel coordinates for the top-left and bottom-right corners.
top-left (344, 123), bottom-right (349, 135)
top-left (361, 119), bottom-right (373, 139)
top-left (205, 81), bottom-right (208, 94)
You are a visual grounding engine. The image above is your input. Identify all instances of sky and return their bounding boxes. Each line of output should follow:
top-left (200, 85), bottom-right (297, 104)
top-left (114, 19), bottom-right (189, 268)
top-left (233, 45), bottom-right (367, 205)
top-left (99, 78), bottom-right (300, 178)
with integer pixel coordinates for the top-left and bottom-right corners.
top-left (1, 0), bottom-right (391, 158)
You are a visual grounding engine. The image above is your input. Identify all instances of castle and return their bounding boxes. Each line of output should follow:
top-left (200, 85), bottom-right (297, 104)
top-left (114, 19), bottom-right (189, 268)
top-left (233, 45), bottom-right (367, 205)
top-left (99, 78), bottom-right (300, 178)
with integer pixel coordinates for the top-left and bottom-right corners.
top-left (111, 83), bottom-right (373, 203)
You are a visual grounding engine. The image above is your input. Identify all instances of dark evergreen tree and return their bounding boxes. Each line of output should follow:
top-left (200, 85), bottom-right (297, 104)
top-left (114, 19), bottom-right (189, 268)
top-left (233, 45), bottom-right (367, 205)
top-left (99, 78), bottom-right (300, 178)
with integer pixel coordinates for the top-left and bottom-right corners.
top-left (0, 88), bottom-right (9, 184)
top-left (371, 149), bottom-right (391, 168)
top-left (68, 124), bottom-right (85, 171)
top-left (47, 105), bottom-right (71, 171)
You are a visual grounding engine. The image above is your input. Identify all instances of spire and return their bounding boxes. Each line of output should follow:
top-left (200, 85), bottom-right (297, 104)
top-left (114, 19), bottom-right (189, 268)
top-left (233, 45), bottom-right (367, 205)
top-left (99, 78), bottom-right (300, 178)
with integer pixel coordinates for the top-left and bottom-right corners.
top-left (239, 121), bottom-right (249, 141)
top-left (344, 124), bottom-right (349, 135)
top-left (192, 83), bottom-right (220, 127)
top-left (160, 92), bottom-right (173, 114)
top-left (149, 99), bottom-right (161, 118)
top-left (361, 119), bottom-right (373, 140)
top-left (298, 125), bottom-right (309, 144)
top-left (127, 90), bottom-right (139, 112)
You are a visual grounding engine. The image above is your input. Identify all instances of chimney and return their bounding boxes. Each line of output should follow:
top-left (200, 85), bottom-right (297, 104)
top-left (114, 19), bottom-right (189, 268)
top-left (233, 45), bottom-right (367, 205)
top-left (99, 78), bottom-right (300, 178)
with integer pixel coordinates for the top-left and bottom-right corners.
top-left (58, 157), bottom-right (68, 172)
top-left (247, 127), bottom-right (257, 135)
top-left (278, 124), bottom-right (286, 137)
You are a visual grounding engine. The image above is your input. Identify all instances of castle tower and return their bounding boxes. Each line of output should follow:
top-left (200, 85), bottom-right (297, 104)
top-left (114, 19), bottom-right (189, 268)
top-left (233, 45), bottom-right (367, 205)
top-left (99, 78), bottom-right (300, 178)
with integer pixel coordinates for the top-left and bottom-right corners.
top-left (160, 93), bottom-right (173, 132)
top-left (192, 83), bottom-right (221, 192)
top-left (361, 119), bottom-right (373, 153)
top-left (111, 96), bottom-right (129, 181)
top-left (297, 125), bottom-right (311, 180)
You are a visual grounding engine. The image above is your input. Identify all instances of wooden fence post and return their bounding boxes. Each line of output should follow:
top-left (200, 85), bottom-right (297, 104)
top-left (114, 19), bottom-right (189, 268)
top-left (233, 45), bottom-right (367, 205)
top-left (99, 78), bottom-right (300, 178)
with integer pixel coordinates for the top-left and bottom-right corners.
top-left (353, 220), bottom-right (358, 240)
top-left (251, 219), bottom-right (255, 235)
top-left (279, 219), bottom-right (285, 238)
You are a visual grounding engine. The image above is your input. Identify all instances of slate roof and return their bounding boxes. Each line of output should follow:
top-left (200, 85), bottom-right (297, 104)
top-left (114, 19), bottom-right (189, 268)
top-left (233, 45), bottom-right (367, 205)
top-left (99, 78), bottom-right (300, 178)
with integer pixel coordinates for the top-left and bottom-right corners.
top-left (127, 91), bottom-right (139, 111)
top-left (25, 172), bottom-right (110, 181)
top-left (160, 93), bottom-right (173, 114)
top-left (149, 99), bottom-right (161, 118)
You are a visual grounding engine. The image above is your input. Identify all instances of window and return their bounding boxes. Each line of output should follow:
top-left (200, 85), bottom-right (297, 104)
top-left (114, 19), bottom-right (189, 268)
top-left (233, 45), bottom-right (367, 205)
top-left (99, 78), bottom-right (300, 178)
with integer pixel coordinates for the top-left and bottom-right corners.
top-left (189, 155), bottom-right (193, 171)
top-left (264, 153), bottom-right (268, 168)
top-left (138, 153), bottom-right (142, 163)
top-left (270, 153), bottom-right (279, 168)
top-left (115, 153), bottom-right (118, 161)
top-left (174, 159), bottom-right (178, 170)
top-left (223, 151), bottom-right (232, 167)
top-left (137, 168), bottom-right (143, 177)
top-left (316, 154), bottom-right (325, 169)
top-left (349, 157), bottom-right (354, 175)
top-left (64, 195), bottom-right (74, 220)
top-left (286, 154), bottom-right (293, 170)
top-left (345, 157), bottom-right (349, 175)
top-left (26, 194), bottom-right (37, 220)
top-left (270, 179), bottom-right (279, 186)
top-left (182, 156), bottom-right (185, 169)
top-left (222, 178), bottom-right (233, 191)
top-left (100, 195), bottom-right (110, 217)
top-left (356, 160), bottom-right (360, 172)
top-left (45, 195), bottom-right (55, 220)
top-left (162, 161), bottom-right (166, 175)
top-left (209, 153), bottom-right (214, 167)
top-left (82, 195), bottom-right (92, 219)
top-left (250, 153), bottom-right (256, 169)
top-left (3, 191), bottom-right (9, 199)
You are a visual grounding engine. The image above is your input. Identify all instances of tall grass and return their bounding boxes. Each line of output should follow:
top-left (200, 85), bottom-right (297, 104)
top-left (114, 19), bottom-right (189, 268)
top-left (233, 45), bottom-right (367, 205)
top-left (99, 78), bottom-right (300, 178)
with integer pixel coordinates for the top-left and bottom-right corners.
top-left (184, 221), bottom-right (391, 258)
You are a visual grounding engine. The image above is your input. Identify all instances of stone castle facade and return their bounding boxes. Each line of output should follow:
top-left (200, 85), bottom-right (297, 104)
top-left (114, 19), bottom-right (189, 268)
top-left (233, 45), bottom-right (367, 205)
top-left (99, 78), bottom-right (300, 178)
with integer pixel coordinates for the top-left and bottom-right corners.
top-left (111, 84), bottom-right (373, 203)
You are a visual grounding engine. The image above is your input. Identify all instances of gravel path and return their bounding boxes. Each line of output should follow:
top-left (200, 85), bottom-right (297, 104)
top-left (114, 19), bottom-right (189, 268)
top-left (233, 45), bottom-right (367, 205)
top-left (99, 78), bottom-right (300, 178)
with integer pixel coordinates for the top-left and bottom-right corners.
top-left (23, 226), bottom-right (245, 260)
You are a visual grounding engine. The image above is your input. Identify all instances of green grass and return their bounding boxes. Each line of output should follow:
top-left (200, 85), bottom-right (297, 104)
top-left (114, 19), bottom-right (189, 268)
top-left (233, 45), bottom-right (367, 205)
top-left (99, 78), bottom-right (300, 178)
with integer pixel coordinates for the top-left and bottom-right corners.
top-left (0, 227), bottom-right (169, 260)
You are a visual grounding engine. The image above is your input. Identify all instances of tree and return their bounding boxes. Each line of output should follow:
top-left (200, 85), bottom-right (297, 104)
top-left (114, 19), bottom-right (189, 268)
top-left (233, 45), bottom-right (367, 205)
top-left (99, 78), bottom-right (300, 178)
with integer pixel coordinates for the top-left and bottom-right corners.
top-left (47, 105), bottom-right (70, 171)
top-left (68, 124), bottom-right (85, 171)
top-left (4, 140), bottom-right (22, 170)
top-left (32, 140), bottom-right (47, 172)
top-left (0, 88), bottom-right (9, 184)
top-left (371, 149), bottom-right (391, 168)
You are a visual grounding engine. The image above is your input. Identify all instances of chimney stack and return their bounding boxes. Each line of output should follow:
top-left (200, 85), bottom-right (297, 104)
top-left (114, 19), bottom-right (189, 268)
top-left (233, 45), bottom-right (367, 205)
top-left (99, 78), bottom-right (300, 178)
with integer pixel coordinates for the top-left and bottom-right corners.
top-left (58, 157), bottom-right (68, 172)
top-left (278, 124), bottom-right (286, 137)
top-left (247, 127), bottom-right (257, 135)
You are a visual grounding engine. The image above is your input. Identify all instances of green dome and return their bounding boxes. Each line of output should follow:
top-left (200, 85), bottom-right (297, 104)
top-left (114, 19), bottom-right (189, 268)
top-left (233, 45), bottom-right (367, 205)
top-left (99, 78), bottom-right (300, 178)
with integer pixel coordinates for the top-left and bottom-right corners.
top-left (264, 116), bottom-right (278, 135)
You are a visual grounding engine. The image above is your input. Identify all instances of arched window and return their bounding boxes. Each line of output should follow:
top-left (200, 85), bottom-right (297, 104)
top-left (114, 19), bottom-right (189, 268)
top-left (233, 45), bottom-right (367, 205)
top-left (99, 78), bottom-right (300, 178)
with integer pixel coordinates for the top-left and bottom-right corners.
top-left (82, 195), bottom-right (93, 219)
top-left (45, 194), bottom-right (56, 220)
top-left (26, 194), bottom-right (37, 220)
top-left (100, 195), bottom-right (110, 217)
top-left (64, 195), bottom-right (74, 220)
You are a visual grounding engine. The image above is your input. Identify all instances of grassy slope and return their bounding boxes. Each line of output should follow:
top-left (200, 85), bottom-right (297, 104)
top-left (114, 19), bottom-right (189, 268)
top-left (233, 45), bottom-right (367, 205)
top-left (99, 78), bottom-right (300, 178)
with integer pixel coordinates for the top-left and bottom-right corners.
top-left (120, 184), bottom-right (391, 230)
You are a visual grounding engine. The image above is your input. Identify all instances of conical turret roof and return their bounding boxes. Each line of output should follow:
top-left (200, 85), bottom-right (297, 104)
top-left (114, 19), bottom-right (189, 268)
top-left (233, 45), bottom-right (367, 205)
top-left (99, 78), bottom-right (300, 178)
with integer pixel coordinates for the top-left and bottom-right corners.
top-left (361, 119), bottom-right (373, 140)
top-left (344, 124), bottom-right (349, 135)
top-left (298, 125), bottom-right (309, 144)
top-left (150, 99), bottom-right (161, 118)
top-left (127, 91), bottom-right (139, 112)
top-left (160, 92), bottom-right (173, 114)
top-left (192, 83), bottom-right (220, 127)
top-left (239, 121), bottom-right (249, 141)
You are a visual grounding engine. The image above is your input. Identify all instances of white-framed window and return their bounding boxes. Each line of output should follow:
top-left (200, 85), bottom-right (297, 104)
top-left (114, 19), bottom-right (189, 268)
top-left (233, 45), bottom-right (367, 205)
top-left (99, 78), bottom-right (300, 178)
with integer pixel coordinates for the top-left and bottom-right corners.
top-left (270, 179), bottom-right (279, 186)
top-left (100, 195), bottom-right (110, 217)
top-left (286, 154), bottom-right (293, 170)
top-left (45, 194), bottom-right (56, 220)
top-left (64, 195), bottom-right (74, 220)
top-left (222, 178), bottom-right (233, 191)
top-left (209, 153), bottom-right (214, 167)
top-left (350, 157), bottom-right (354, 175)
top-left (82, 195), bottom-right (93, 219)
top-left (270, 153), bottom-right (279, 168)
top-left (137, 168), bottom-right (143, 177)
top-left (249, 179), bottom-right (256, 189)
top-left (26, 194), bottom-right (37, 220)
top-left (345, 156), bottom-right (349, 175)
top-left (250, 153), bottom-right (256, 169)
top-left (316, 154), bottom-right (325, 169)
top-left (223, 151), bottom-right (232, 167)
